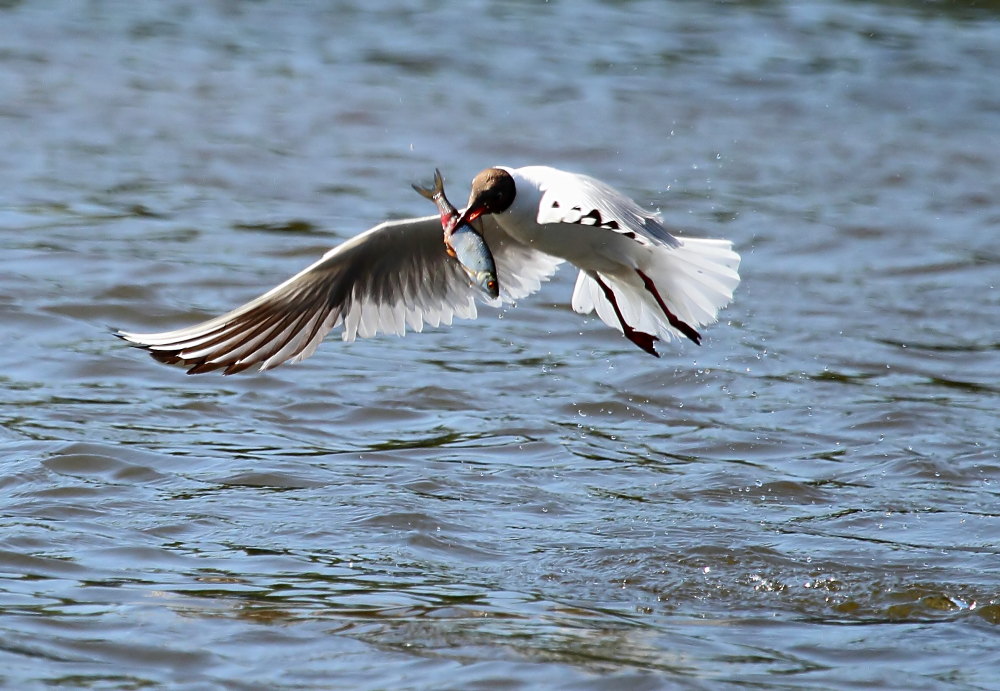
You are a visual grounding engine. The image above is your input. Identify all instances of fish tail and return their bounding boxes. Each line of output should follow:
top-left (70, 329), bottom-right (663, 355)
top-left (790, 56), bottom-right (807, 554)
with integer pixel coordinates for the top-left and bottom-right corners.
top-left (411, 168), bottom-right (445, 200)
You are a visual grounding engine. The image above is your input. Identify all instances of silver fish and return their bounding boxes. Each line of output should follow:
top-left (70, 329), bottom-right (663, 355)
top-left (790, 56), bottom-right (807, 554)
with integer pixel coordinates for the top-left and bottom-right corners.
top-left (413, 169), bottom-right (499, 300)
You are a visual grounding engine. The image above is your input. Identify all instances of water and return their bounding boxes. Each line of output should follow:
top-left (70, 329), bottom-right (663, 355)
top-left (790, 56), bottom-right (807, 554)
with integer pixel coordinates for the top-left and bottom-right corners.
top-left (2, 1), bottom-right (999, 688)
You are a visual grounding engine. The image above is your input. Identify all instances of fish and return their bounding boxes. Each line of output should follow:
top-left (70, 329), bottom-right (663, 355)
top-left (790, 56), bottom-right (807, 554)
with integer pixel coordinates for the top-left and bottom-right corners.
top-left (413, 169), bottom-right (500, 300)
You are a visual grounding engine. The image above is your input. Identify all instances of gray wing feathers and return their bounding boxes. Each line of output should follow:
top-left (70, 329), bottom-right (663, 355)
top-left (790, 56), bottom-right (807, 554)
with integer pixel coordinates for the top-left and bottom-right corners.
top-left (116, 215), bottom-right (562, 375)
top-left (117, 215), bottom-right (477, 374)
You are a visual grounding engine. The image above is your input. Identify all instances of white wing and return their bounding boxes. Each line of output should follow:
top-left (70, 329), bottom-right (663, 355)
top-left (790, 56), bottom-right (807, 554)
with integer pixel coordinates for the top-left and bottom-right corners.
top-left (519, 166), bottom-right (680, 248)
top-left (116, 215), bottom-right (562, 374)
top-left (481, 217), bottom-right (564, 302)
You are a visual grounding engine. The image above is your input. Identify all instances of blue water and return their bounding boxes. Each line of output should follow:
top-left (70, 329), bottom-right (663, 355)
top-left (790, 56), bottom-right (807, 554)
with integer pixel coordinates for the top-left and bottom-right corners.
top-left (1, 1), bottom-right (998, 688)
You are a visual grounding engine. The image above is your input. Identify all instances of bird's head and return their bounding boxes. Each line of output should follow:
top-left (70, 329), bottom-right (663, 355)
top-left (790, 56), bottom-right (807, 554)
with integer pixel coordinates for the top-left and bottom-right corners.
top-left (455, 167), bottom-right (516, 226)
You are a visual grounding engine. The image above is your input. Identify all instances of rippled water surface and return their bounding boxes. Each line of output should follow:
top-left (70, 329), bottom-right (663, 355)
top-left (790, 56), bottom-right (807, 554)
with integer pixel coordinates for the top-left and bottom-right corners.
top-left (2, 1), bottom-right (999, 688)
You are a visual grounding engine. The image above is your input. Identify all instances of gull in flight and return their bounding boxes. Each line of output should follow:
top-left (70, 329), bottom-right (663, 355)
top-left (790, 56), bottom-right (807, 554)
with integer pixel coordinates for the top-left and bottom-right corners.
top-left (115, 166), bottom-right (741, 374)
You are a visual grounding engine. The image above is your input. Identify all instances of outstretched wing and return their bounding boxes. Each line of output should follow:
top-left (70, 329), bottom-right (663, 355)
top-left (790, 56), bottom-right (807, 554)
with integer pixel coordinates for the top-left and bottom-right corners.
top-left (115, 215), bottom-right (562, 375)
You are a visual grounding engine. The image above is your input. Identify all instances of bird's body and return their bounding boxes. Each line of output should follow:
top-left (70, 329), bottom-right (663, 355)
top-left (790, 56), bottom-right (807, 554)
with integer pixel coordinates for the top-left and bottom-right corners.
top-left (458, 166), bottom-right (740, 355)
top-left (116, 165), bottom-right (740, 373)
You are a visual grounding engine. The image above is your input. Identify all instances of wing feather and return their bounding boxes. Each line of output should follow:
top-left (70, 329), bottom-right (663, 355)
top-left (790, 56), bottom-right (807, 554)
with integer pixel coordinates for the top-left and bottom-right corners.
top-left (480, 218), bottom-right (563, 303)
top-left (116, 213), bottom-right (564, 374)
top-left (523, 166), bottom-right (680, 248)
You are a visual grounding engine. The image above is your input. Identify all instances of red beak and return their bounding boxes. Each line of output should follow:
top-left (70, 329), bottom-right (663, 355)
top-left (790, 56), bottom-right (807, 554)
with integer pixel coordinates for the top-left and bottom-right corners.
top-left (455, 204), bottom-right (486, 228)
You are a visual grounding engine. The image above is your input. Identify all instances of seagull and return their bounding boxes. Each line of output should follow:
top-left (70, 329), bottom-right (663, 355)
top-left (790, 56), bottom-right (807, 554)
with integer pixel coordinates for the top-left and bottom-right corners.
top-left (115, 166), bottom-right (741, 374)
